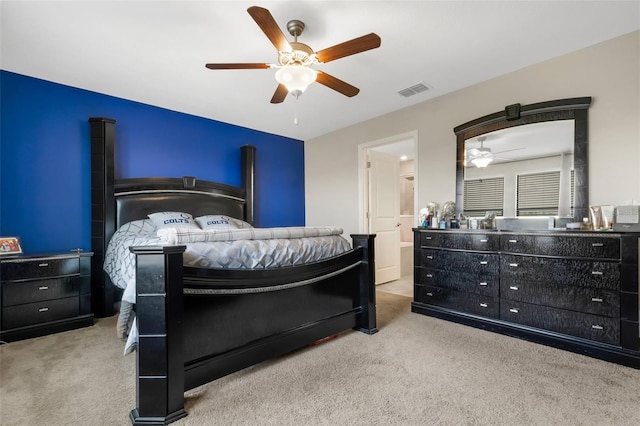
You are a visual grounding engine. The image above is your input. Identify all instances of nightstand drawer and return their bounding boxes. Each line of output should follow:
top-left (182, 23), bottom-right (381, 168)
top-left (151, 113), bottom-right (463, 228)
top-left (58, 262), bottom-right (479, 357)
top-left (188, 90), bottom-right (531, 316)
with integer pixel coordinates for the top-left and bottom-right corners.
top-left (1, 256), bottom-right (79, 281)
top-left (2, 276), bottom-right (79, 307)
top-left (2, 297), bottom-right (79, 329)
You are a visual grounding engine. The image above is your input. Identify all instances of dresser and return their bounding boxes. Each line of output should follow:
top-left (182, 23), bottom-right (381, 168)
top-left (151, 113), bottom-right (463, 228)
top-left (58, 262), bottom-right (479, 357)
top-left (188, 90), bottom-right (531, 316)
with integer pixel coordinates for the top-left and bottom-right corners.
top-left (412, 229), bottom-right (640, 368)
top-left (1, 252), bottom-right (94, 342)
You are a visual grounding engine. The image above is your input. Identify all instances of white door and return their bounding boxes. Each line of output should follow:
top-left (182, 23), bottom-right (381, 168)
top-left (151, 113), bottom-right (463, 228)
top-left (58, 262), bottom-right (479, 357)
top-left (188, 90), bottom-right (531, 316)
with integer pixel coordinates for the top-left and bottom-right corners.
top-left (368, 150), bottom-right (401, 284)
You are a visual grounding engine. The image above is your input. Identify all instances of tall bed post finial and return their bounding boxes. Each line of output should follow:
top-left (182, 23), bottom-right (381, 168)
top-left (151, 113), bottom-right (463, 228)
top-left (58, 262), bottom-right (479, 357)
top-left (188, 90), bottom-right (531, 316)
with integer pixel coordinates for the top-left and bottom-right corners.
top-left (241, 145), bottom-right (256, 225)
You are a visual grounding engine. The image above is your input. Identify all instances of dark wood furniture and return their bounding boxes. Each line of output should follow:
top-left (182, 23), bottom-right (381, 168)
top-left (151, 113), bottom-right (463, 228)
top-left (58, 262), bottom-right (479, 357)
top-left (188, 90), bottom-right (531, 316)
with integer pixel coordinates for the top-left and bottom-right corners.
top-left (0, 251), bottom-right (93, 342)
top-left (89, 117), bottom-right (377, 425)
top-left (412, 229), bottom-right (640, 369)
top-left (454, 97), bottom-right (591, 222)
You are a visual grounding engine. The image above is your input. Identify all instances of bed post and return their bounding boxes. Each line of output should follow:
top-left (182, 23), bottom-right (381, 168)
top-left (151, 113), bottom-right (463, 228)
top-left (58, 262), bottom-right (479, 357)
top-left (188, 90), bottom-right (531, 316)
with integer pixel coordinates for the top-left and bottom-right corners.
top-left (89, 117), bottom-right (117, 318)
top-left (351, 234), bottom-right (378, 334)
top-left (129, 245), bottom-right (188, 426)
top-left (241, 145), bottom-right (256, 225)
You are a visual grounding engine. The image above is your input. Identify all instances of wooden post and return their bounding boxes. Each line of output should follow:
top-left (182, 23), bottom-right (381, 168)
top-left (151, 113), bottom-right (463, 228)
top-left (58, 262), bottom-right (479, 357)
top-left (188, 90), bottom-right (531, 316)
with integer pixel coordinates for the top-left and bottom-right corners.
top-left (351, 234), bottom-right (378, 334)
top-left (129, 245), bottom-right (187, 426)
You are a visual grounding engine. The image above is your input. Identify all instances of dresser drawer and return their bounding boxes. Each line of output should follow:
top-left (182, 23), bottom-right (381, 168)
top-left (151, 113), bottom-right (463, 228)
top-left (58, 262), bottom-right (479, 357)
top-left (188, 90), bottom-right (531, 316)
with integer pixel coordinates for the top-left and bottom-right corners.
top-left (419, 231), bottom-right (499, 251)
top-left (414, 284), bottom-right (499, 318)
top-left (2, 276), bottom-right (79, 307)
top-left (499, 301), bottom-right (619, 345)
top-left (500, 280), bottom-right (619, 317)
top-left (2, 297), bottom-right (79, 329)
top-left (500, 234), bottom-right (620, 259)
top-left (1, 256), bottom-right (79, 281)
top-left (415, 267), bottom-right (499, 297)
top-left (418, 248), bottom-right (499, 274)
top-left (500, 254), bottom-right (620, 291)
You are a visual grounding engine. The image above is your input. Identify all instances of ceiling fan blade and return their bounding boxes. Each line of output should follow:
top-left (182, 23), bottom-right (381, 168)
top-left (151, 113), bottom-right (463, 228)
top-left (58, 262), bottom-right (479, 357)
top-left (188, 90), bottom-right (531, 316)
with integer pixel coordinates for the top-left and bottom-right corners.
top-left (247, 6), bottom-right (292, 53)
top-left (205, 63), bottom-right (271, 70)
top-left (316, 71), bottom-right (360, 97)
top-left (270, 84), bottom-right (288, 104)
top-left (315, 33), bottom-right (381, 63)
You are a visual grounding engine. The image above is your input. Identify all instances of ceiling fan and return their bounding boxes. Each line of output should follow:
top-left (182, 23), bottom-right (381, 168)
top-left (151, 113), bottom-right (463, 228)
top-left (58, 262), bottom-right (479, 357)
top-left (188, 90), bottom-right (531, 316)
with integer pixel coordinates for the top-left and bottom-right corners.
top-left (205, 6), bottom-right (381, 104)
top-left (467, 136), bottom-right (524, 168)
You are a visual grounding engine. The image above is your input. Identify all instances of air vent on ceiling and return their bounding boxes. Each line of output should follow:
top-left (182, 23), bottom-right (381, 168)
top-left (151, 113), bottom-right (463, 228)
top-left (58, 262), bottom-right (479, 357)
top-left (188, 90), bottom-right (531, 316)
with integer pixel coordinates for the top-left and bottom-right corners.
top-left (397, 81), bottom-right (430, 98)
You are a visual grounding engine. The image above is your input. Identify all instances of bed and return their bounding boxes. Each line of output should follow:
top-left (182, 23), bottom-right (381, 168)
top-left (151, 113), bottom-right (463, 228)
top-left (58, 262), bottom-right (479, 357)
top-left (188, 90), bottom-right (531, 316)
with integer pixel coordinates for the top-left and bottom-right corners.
top-left (89, 117), bottom-right (377, 425)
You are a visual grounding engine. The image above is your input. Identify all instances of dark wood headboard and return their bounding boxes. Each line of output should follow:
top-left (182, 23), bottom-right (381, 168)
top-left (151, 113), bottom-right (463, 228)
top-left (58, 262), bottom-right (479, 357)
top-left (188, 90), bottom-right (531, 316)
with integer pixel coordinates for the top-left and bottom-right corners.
top-left (89, 117), bottom-right (256, 317)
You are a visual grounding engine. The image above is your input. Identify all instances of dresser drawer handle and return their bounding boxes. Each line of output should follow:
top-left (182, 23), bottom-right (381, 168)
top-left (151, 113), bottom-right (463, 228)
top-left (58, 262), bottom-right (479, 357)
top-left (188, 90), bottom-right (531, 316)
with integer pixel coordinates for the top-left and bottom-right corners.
top-left (591, 325), bottom-right (604, 330)
top-left (591, 271), bottom-right (603, 276)
top-left (508, 239), bottom-right (517, 243)
top-left (509, 308), bottom-right (519, 313)
top-left (426, 255), bottom-right (433, 260)
top-left (426, 274), bottom-right (433, 278)
top-left (509, 263), bottom-right (518, 267)
top-left (426, 292), bottom-right (433, 297)
top-left (425, 236), bottom-right (432, 240)
top-left (509, 286), bottom-right (519, 290)
top-left (480, 239), bottom-right (488, 243)
top-left (591, 297), bottom-right (604, 303)
top-left (38, 263), bottom-right (49, 267)
top-left (38, 286), bottom-right (49, 290)
top-left (480, 261), bottom-right (488, 265)
top-left (479, 282), bottom-right (488, 286)
top-left (591, 243), bottom-right (604, 247)
top-left (479, 303), bottom-right (488, 308)
top-left (38, 307), bottom-right (49, 313)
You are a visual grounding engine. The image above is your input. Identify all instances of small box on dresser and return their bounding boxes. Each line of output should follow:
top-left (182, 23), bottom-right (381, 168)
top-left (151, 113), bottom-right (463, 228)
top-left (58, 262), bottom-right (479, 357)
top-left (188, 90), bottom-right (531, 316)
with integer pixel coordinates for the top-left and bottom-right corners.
top-left (1, 251), bottom-right (93, 342)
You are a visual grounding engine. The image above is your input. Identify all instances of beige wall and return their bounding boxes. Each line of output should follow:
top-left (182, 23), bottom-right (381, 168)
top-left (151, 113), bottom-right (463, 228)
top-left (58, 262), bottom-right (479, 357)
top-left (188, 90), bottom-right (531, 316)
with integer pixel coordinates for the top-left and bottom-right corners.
top-left (305, 31), bottom-right (640, 237)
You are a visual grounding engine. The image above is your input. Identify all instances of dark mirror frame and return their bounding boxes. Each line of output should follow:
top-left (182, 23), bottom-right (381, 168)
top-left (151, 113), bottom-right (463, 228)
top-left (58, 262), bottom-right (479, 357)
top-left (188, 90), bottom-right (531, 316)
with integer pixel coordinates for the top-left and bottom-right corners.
top-left (453, 97), bottom-right (592, 222)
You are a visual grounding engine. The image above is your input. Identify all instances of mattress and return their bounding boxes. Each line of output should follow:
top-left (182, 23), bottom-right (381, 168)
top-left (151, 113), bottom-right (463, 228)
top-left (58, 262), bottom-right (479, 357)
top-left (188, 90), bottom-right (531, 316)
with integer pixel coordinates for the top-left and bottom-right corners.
top-left (104, 219), bottom-right (352, 304)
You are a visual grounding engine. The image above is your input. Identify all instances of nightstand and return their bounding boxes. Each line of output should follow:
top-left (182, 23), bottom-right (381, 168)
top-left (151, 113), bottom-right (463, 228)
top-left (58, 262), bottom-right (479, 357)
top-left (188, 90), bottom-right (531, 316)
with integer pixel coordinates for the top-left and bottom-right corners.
top-left (0, 251), bottom-right (94, 342)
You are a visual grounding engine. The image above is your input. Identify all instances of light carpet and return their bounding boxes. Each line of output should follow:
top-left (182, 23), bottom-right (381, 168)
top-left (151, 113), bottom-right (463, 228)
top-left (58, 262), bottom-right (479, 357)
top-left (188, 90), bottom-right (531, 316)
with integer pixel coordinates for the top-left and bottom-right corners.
top-left (1, 291), bottom-right (639, 426)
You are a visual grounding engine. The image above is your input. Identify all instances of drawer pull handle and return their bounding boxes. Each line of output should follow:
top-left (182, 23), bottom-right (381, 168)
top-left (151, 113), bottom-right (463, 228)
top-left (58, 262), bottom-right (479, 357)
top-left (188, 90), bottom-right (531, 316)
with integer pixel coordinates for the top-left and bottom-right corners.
top-left (479, 282), bottom-right (488, 286)
top-left (591, 243), bottom-right (604, 247)
top-left (508, 239), bottom-right (517, 243)
top-left (509, 286), bottom-right (519, 290)
top-left (38, 286), bottom-right (49, 290)
top-left (38, 263), bottom-right (49, 267)
top-left (480, 261), bottom-right (488, 265)
top-left (479, 303), bottom-right (488, 308)
top-left (426, 274), bottom-right (433, 278)
top-left (425, 236), bottom-right (432, 240)
top-left (591, 271), bottom-right (603, 276)
top-left (591, 325), bottom-right (603, 330)
top-left (426, 292), bottom-right (433, 297)
top-left (591, 297), bottom-right (604, 303)
top-left (509, 263), bottom-right (519, 267)
top-left (509, 308), bottom-right (519, 313)
top-left (426, 255), bottom-right (433, 260)
top-left (38, 307), bottom-right (49, 313)
top-left (480, 239), bottom-right (488, 243)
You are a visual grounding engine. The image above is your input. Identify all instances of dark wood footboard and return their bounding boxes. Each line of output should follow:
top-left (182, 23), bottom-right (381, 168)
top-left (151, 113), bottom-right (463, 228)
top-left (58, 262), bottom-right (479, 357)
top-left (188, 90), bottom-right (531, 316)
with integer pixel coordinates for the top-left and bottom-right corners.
top-left (129, 234), bottom-right (376, 425)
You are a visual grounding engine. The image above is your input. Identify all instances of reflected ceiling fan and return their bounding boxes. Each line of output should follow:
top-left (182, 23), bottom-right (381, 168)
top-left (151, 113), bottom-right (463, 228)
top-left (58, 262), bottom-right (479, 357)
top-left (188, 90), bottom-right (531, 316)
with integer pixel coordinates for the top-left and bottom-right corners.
top-left (205, 6), bottom-right (381, 104)
top-left (467, 136), bottom-right (525, 168)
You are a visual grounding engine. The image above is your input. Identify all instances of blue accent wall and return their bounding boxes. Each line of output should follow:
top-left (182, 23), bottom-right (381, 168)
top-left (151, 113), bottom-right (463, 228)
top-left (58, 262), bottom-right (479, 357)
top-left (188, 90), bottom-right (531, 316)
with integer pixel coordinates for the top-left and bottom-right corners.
top-left (0, 71), bottom-right (305, 254)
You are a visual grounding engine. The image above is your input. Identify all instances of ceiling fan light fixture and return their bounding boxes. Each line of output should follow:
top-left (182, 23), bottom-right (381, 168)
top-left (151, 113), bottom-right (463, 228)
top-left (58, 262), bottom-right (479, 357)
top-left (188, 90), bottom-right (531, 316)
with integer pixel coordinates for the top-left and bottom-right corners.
top-left (471, 156), bottom-right (493, 168)
top-left (275, 65), bottom-right (317, 96)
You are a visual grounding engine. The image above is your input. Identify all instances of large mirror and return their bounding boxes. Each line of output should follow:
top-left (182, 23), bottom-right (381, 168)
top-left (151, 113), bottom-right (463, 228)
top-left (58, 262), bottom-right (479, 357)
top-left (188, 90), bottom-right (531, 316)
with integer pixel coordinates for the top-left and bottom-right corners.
top-left (454, 97), bottom-right (591, 225)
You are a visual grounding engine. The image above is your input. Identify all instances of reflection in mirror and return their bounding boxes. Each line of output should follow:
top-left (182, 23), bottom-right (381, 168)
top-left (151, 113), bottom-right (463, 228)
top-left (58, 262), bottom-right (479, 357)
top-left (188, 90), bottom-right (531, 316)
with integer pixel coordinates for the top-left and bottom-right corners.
top-left (463, 120), bottom-right (575, 218)
top-left (454, 97), bottom-right (592, 228)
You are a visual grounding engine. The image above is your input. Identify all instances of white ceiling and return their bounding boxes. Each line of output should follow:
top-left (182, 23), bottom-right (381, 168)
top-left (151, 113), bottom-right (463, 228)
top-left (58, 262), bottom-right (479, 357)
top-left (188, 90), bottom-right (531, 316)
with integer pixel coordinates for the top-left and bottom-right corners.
top-left (2, 1), bottom-right (639, 141)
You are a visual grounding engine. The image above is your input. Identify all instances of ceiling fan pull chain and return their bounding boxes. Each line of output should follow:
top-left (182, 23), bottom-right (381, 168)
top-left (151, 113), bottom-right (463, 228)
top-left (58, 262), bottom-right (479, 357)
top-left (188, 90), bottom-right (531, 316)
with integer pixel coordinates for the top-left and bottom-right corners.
top-left (293, 94), bottom-right (300, 125)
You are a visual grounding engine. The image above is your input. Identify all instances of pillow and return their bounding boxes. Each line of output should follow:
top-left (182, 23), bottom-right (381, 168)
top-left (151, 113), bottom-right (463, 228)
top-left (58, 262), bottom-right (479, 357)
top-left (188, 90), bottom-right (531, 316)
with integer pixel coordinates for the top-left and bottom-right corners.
top-left (148, 211), bottom-right (200, 230)
top-left (195, 214), bottom-right (253, 230)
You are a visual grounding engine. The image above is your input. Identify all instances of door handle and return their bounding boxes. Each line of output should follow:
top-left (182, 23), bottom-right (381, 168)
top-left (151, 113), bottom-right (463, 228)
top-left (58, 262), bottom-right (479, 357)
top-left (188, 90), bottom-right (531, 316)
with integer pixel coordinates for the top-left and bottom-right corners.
top-left (396, 223), bottom-right (401, 227)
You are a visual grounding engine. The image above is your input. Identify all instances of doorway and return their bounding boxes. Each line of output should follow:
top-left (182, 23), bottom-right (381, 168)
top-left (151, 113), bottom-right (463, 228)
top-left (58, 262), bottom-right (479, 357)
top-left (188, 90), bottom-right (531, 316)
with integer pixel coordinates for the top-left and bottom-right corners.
top-left (358, 131), bottom-right (418, 290)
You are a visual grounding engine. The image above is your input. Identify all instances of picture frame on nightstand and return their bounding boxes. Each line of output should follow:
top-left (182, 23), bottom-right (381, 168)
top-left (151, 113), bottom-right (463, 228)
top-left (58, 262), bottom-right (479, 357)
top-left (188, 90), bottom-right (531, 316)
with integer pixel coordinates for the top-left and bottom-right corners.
top-left (0, 237), bottom-right (22, 256)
